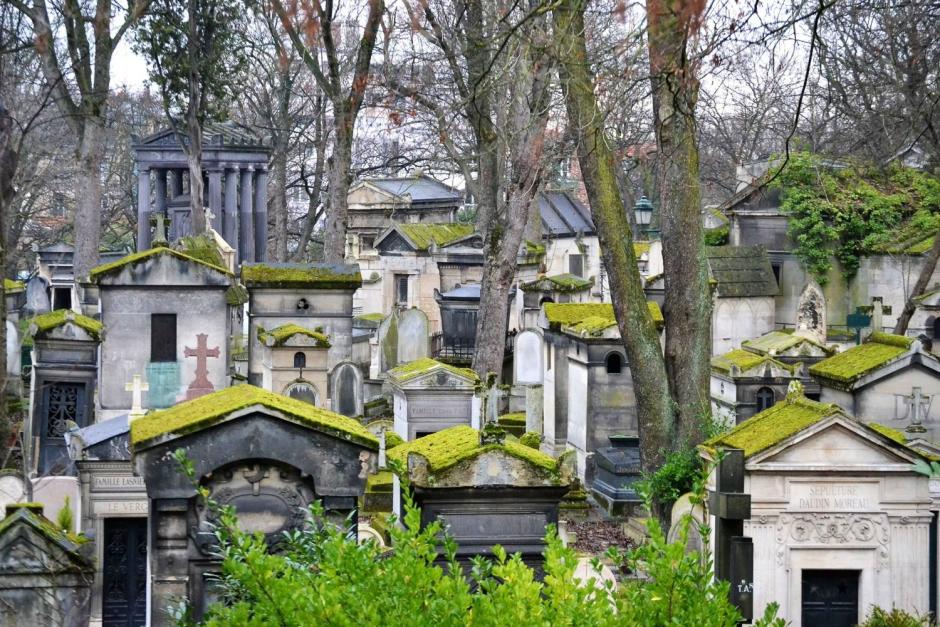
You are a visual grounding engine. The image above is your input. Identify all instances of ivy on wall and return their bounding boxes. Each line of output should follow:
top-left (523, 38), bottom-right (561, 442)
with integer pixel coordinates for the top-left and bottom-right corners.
top-left (772, 152), bottom-right (940, 285)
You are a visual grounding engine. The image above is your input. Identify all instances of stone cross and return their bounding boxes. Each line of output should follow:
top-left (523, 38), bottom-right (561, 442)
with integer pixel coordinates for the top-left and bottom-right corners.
top-left (897, 386), bottom-right (932, 433)
top-left (184, 334), bottom-right (220, 400)
top-left (151, 213), bottom-right (170, 246)
top-left (125, 374), bottom-right (149, 421)
top-left (204, 208), bottom-right (216, 233)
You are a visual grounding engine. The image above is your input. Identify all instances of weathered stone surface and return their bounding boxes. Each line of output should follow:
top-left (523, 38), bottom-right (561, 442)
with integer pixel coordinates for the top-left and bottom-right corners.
top-left (397, 308), bottom-right (430, 364)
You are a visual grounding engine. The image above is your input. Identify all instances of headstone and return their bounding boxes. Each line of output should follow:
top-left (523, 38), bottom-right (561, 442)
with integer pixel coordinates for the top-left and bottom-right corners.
top-left (23, 276), bottom-right (50, 316)
top-left (794, 280), bottom-right (826, 344)
top-left (376, 310), bottom-right (399, 373)
top-left (397, 308), bottom-right (429, 364)
top-left (331, 361), bottom-right (364, 417)
top-left (514, 330), bottom-right (543, 385)
top-left (6, 320), bottom-right (18, 376)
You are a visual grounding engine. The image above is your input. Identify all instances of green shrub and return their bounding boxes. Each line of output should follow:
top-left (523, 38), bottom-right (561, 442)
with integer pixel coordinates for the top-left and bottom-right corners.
top-left (636, 447), bottom-right (701, 510)
top-left (858, 606), bottom-right (933, 627)
top-left (384, 430), bottom-right (405, 449)
top-left (56, 496), bottom-right (73, 533)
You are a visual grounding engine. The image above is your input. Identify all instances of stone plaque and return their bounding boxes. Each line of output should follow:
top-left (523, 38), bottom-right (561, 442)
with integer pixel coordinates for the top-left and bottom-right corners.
top-left (440, 512), bottom-right (548, 541)
top-left (514, 330), bottom-right (543, 385)
top-left (92, 475), bottom-right (146, 491)
top-left (93, 500), bottom-right (150, 515)
top-left (789, 482), bottom-right (878, 511)
top-left (410, 398), bottom-right (471, 419)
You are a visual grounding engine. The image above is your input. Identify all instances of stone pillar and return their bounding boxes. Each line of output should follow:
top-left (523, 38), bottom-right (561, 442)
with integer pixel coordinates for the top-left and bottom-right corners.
top-left (137, 165), bottom-right (151, 250)
top-left (154, 168), bottom-right (168, 217)
top-left (525, 384), bottom-right (543, 434)
top-left (239, 167), bottom-right (255, 263)
top-left (224, 166), bottom-right (239, 249)
top-left (149, 499), bottom-right (190, 627)
top-left (169, 169), bottom-right (183, 199)
top-left (253, 167), bottom-right (268, 261)
top-left (208, 169), bottom-right (223, 232)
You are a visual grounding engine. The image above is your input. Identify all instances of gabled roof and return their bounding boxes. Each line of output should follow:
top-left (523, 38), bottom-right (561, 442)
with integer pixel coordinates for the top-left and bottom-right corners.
top-left (136, 121), bottom-right (265, 149)
top-left (706, 245), bottom-right (777, 297)
top-left (130, 384), bottom-right (378, 449)
top-left (809, 332), bottom-right (917, 385)
top-left (537, 191), bottom-right (595, 237)
top-left (386, 357), bottom-right (479, 384)
top-left (258, 323), bottom-right (330, 348)
top-left (357, 175), bottom-right (463, 203)
top-left (29, 309), bottom-right (103, 341)
top-left (711, 349), bottom-right (799, 376)
top-left (520, 273), bottom-right (593, 293)
top-left (0, 503), bottom-right (92, 572)
top-left (742, 330), bottom-right (833, 356)
top-left (89, 246), bottom-right (231, 281)
top-left (542, 302), bottom-right (664, 335)
top-left (376, 223), bottom-right (474, 251)
top-left (241, 263), bottom-right (362, 289)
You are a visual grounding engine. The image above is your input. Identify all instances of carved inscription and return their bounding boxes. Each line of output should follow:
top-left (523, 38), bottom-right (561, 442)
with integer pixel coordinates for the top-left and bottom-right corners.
top-left (790, 483), bottom-right (877, 511)
top-left (93, 475), bottom-right (146, 491)
top-left (93, 500), bottom-right (149, 515)
top-left (409, 399), bottom-right (470, 419)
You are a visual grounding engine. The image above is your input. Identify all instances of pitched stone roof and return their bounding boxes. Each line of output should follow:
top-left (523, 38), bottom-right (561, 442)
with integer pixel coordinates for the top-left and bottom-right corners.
top-left (258, 323), bottom-right (331, 348)
top-left (537, 191), bottom-right (595, 237)
top-left (395, 223), bottom-right (474, 250)
top-left (29, 309), bottom-right (103, 341)
top-left (711, 349), bottom-right (798, 375)
top-left (130, 384), bottom-right (378, 449)
top-left (367, 175), bottom-right (463, 202)
top-left (241, 263), bottom-right (362, 289)
top-left (520, 273), bottom-right (593, 293)
top-left (809, 332), bottom-right (914, 385)
top-left (742, 330), bottom-right (833, 356)
top-left (0, 503), bottom-right (93, 572)
top-left (386, 357), bottom-right (479, 383)
top-left (89, 246), bottom-right (231, 280)
top-left (706, 245), bottom-right (778, 297)
top-left (4, 278), bottom-right (24, 292)
top-left (542, 302), bottom-right (664, 335)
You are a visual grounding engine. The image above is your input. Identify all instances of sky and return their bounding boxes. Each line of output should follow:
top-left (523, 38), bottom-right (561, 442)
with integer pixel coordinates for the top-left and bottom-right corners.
top-left (111, 36), bottom-right (149, 92)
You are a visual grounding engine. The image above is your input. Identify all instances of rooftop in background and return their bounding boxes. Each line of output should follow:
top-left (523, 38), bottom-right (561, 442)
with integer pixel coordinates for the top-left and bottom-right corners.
top-left (241, 263), bottom-right (362, 289)
top-left (538, 191), bottom-right (595, 238)
top-left (809, 332), bottom-right (916, 385)
top-left (542, 302), bottom-right (663, 335)
top-left (438, 284), bottom-right (482, 300)
top-left (379, 223), bottom-right (474, 251)
top-left (355, 174), bottom-right (463, 203)
top-left (706, 245), bottom-right (778, 297)
top-left (134, 121), bottom-right (268, 151)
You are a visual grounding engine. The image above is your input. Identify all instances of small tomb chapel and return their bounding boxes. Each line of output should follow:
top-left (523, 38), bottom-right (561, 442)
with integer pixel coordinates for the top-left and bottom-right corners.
top-left (701, 384), bottom-right (935, 627)
top-left (387, 357), bottom-right (480, 440)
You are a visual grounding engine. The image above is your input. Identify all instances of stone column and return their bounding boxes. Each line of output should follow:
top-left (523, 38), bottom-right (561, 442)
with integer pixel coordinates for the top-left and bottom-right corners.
top-left (224, 165), bottom-right (239, 249)
top-left (149, 499), bottom-right (191, 627)
top-left (239, 166), bottom-right (255, 263)
top-left (253, 167), bottom-right (268, 262)
top-left (208, 168), bottom-right (223, 232)
top-left (154, 168), bottom-right (168, 218)
top-left (169, 169), bottom-right (183, 199)
top-left (137, 165), bottom-right (151, 250)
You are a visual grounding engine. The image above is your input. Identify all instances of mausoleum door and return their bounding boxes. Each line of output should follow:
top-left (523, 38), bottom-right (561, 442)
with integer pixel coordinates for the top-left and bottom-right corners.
top-left (800, 569), bottom-right (858, 627)
top-left (39, 381), bottom-right (87, 474)
top-left (102, 517), bottom-right (147, 627)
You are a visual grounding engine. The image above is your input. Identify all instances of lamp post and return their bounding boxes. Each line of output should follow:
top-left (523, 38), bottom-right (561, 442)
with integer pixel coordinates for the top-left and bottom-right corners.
top-left (633, 195), bottom-right (654, 239)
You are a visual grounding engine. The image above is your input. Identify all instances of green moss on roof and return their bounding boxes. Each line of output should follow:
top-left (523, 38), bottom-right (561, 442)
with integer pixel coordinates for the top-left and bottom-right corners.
top-left (711, 349), bottom-right (784, 374)
top-left (866, 422), bottom-right (908, 445)
top-left (522, 273), bottom-right (593, 293)
top-left (396, 223), bottom-right (474, 251)
top-left (356, 313), bottom-right (386, 322)
top-left (701, 394), bottom-right (842, 458)
top-left (241, 263), bottom-right (362, 289)
top-left (387, 425), bottom-right (559, 476)
top-left (742, 330), bottom-right (830, 355)
top-left (130, 384), bottom-right (378, 449)
top-left (543, 302), bottom-right (663, 334)
top-left (809, 332), bottom-right (913, 384)
top-left (90, 247), bottom-right (230, 280)
top-left (498, 412), bottom-right (526, 426)
top-left (4, 279), bottom-right (24, 292)
top-left (258, 323), bottom-right (331, 348)
top-left (524, 240), bottom-right (546, 255)
top-left (0, 505), bottom-right (90, 561)
top-left (30, 309), bottom-right (103, 340)
top-left (366, 470), bottom-right (393, 493)
top-left (225, 283), bottom-right (249, 306)
top-left (387, 357), bottom-right (479, 383)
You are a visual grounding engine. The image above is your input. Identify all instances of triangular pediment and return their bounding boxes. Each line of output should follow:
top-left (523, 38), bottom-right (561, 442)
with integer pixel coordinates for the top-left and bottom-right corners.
top-left (398, 368), bottom-right (476, 390)
top-left (750, 417), bottom-right (919, 469)
top-left (91, 248), bottom-right (232, 287)
top-left (375, 231), bottom-right (416, 253)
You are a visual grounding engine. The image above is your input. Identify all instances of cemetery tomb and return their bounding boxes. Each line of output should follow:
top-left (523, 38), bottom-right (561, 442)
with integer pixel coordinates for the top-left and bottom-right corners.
top-left (88, 247), bottom-right (235, 421)
top-left (386, 357), bottom-right (480, 440)
top-left (131, 384), bottom-right (378, 625)
top-left (700, 384), bottom-right (934, 626)
top-left (257, 322), bottom-right (331, 407)
top-left (710, 348), bottom-right (803, 424)
top-left (706, 245), bottom-right (779, 356)
top-left (389, 424), bottom-right (569, 574)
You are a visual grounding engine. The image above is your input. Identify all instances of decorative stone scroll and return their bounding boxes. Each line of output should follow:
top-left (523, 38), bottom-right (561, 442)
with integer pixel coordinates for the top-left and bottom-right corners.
top-left (775, 513), bottom-right (889, 569)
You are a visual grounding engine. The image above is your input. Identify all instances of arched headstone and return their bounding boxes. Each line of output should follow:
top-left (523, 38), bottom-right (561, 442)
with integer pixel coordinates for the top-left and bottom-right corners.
top-left (514, 329), bottom-right (543, 385)
top-left (331, 361), bottom-right (363, 417)
top-left (667, 492), bottom-right (706, 554)
top-left (376, 311), bottom-right (399, 374)
top-left (794, 280), bottom-right (826, 344)
top-left (397, 308), bottom-right (430, 364)
top-left (23, 276), bottom-right (50, 316)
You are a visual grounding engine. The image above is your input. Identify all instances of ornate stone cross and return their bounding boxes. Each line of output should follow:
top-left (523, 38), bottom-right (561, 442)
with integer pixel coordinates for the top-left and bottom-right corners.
top-left (204, 208), bottom-right (216, 233)
top-left (151, 213), bottom-right (170, 246)
top-left (896, 386), bottom-right (933, 433)
top-left (184, 334), bottom-right (220, 400)
top-left (125, 374), bottom-right (149, 421)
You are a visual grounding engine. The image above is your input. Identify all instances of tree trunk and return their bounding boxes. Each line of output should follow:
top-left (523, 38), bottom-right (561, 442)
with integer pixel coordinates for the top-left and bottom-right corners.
top-left (272, 147), bottom-right (289, 261)
top-left (554, 0), bottom-right (675, 471)
top-left (895, 233), bottom-right (940, 334)
top-left (648, 0), bottom-right (712, 445)
top-left (72, 120), bottom-right (105, 280)
top-left (322, 122), bottom-right (352, 262)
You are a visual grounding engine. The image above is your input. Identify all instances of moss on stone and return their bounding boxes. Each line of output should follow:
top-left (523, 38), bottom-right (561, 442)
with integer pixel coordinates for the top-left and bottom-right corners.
top-left (742, 330), bottom-right (831, 356)
top-left (89, 247), bottom-right (230, 280)
top-left (366, 470), bottom-right (393, 493)
top-left (30, 309), bottom-right (103, 340)
top-left (241, 263), bottom-right (362, 289)
top-left (522, 273), bottom-right (593, 293)
top-left (4, 278), bottom-right (24, 292)
top-left (711, 349), bottom-right (798, 375)
top-left (387, 357), bottom-right (479, 383)
top-left (225, 283), bottom-right (249, 306)
top-left (866, 422), bottom-right (907, 445)
top-left (498, 412), bottom-right (526, 426)
top-left (258, 323), bottom-right (331, 348)
top-left (130, 384), bottom-right (378, 449)
top-left (543, 302), bottom-right (663, 335)
top-left (519, 431), bottom-right (542, 449)
top-left (388, 425), bottom-right (560, 476)
top-left (809, 332), bottom-right (912, 384)
top-left (524, 240), bottom-right (546, 255)
top-left (356, 313), bottom-right (386, 323)
top-left (396, 223), bottom-right (474, 250)
top-left (384, 430), bottom-right (404, 448)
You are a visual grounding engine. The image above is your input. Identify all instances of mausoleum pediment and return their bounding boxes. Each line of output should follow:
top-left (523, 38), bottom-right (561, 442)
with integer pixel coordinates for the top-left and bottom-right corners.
top-left (387, 357), bottom-right (479, 390)
top-left (89, 247), bottom-right (233, 287)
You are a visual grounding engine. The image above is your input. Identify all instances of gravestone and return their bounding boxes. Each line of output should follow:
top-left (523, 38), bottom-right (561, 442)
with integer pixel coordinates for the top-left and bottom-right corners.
top-left (376, 310), bottom-right (399, 374)
top-left (794, 280), bottom-right (826, 344)
top-left (514, 330), bottom-right (543, 385)
top-left (24, 275), bottom-right (50, 316)
top-left (331, 361), bottom-right (364, 417)
top-left (6, 319), bottom-right (18, 376)
top-left (397, 308), bottom-right (429, 364)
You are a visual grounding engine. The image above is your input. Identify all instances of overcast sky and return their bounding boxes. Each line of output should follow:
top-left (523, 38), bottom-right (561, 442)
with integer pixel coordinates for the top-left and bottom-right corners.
top-left (111, 37), bottom-right (149, 91)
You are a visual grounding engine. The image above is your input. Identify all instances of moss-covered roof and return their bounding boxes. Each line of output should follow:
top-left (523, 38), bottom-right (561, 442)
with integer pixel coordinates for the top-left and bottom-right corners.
top-left (498, 412), bottom-right (526, 426)
top-left (386, 357), bottom-right (479, 383)
top-left (395, 223), bottom-right (475, 251)
top-left (89, 247), bottom-right (231, 280)
top-left (742, 330), bottom-right (831, 356)
top-left (521, 273), bottom-right (593, 293)
top-left (711, 349), bottom-right (797, 375)
top-left (866, 422), bottom-right (907, 445)
top-left (356, 313), bottom-right (386, 323)
top-left (258, 323), bottom-right (331, 348)
top-left (701, 393), bottom-right (843, 458)
top-left (809, 332), bottom-right (913, 384)
top-left (0, 504), bottom-right (91, 567)
top-left (4, 278), bottom-right (24, 292)
top-left (241, 263), bottom-right (362, 289)
top-left (388, 425), bottom-right (559, 476)
top-left (543, 302), bottom-right (664, 334)
top-left (29, 309), bottom-right (103, 340)
top-left (130, 384), bottom-right (378, 449)
top-left (524, 240), bottom-right (546, 255)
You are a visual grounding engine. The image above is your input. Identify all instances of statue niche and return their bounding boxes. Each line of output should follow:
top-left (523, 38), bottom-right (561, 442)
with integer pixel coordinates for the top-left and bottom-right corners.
top-left (191, 460), bottom-right (314, 555)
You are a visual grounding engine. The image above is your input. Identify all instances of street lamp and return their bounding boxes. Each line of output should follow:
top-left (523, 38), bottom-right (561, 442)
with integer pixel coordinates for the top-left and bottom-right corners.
top-left (634, 195), bottom-right (653, 230)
